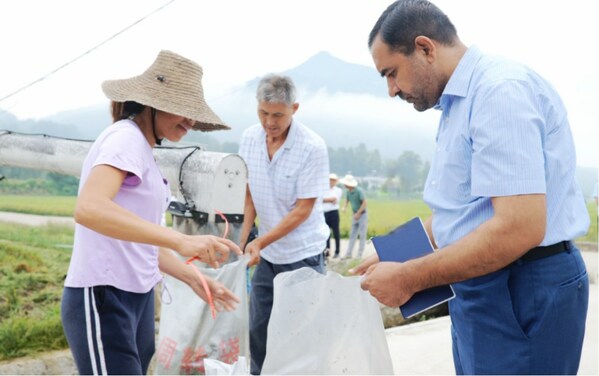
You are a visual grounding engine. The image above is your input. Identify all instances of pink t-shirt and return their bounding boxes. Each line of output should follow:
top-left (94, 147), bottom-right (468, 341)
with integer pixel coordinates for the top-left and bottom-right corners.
top-left (64, 120), bottom-right (170, 293)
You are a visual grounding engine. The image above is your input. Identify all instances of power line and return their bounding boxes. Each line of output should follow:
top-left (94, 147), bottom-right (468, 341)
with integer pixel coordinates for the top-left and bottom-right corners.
top-left (0, 0), bottom-right (176, 104)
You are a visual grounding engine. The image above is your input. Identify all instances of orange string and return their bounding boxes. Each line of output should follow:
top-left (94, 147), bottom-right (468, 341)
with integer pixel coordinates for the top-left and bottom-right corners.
top-left (186, 260), bottom-right (216, 319)
top-left (185, 209), bottom-right (229, 320)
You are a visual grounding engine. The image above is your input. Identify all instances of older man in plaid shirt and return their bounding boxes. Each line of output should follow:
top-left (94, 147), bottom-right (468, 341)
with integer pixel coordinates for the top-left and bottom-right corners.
top-left (238, 73), bottom-right (330, 375)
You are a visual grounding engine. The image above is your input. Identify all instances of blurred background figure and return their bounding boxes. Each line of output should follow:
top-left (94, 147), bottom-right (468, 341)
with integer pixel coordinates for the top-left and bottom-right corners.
top-left (323, 173), bottom-right (343, 259)
top-left (340, 174), bottom-right (368, 259)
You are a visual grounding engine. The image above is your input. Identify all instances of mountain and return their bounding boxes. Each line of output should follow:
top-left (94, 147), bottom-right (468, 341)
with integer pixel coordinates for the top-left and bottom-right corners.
top-left (200, 50), bottom-right (438, 159)
top-left (245, 51), bottom-right (387, 97)
top-left (46, 104), bottom-right (111, 140)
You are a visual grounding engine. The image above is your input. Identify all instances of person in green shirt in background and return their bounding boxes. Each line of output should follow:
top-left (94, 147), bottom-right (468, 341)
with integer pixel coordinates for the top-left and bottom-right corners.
top-left (340, 174), bottom-right (368, 259)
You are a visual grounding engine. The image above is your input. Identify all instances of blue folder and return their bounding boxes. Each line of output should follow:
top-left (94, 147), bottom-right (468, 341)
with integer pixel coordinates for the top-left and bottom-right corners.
top-left (371, 217), bottom-right (455, 318)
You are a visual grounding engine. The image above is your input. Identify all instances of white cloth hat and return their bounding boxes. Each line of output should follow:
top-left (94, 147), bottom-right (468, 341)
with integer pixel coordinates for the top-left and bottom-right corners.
top-left (329, 173), bottom-right (339, 180)
top-left (339, 174), bottom-right (358, 188)
top-left (102, 50), bottom-right (229, 132)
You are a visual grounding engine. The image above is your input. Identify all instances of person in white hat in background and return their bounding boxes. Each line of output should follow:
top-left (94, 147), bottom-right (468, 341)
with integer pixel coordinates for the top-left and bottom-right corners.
top-left (340, 174), bottom-right (368, 259)
top-left (323, 173), bottom-right (343, 259)
top-left (61, 50), bottom-right (242, 375)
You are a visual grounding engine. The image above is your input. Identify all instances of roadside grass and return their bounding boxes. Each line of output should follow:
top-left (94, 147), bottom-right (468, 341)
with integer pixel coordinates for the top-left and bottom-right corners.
top-left (0, 223), bottom-right (73, 361)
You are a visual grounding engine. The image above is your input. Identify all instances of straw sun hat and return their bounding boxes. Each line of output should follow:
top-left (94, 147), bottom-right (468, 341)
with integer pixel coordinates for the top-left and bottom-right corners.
top-left (101, 50), bottom-right (229, 132)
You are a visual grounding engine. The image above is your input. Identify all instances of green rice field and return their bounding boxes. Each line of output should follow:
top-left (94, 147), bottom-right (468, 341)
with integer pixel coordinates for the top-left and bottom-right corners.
top-left (0, 194), bottom-right (596, 242)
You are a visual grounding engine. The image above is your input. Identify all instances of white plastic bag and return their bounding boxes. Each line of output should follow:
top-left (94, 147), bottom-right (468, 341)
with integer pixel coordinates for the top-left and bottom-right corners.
top-left (154, 256), bottom-right (250, 375)
top-left (261, 267), bottom-right (394, 375)
top-left (204, 356), bottom-right (249, 375)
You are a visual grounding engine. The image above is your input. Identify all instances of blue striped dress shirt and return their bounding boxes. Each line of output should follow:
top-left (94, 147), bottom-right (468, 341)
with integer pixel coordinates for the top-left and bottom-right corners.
top-left (423, 46), bottom-right (589, 248)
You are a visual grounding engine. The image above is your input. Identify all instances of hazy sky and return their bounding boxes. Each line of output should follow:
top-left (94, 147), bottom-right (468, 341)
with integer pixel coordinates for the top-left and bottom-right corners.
top-left (0, 0), bottom-right (597, 167)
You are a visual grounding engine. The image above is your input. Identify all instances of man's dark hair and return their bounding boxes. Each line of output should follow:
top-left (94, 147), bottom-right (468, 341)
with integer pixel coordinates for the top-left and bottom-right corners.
top-left (368, 0), bottom-right (458, 55)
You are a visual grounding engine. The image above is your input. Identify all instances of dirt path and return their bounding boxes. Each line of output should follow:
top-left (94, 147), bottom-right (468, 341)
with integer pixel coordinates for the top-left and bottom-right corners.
top-left (0, 211), bottom-right (74, 227)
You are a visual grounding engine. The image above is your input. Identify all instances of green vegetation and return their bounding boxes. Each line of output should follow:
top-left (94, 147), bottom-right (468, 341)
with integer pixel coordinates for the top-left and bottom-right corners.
top-left (0, 168), bottom-right (79, 196)
top-left (0, 195), bottom-right (76, 217)
top-left (586, 202), bottom-right (597, 244)
top-left (0, 195), bottom-right (596, 242)
top-left (0, 223), bottom-right (73, 360)
top-left (339, 199), bottom-right (432, 238)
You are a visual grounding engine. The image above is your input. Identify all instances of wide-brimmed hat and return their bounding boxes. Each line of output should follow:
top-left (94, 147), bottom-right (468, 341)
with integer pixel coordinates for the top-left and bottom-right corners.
top-left (329, 173), bottom-right (339, 181)
top-left (339, 174), bottom-right (358, 188)
top-left (101, 50), bottom-right (229, 132)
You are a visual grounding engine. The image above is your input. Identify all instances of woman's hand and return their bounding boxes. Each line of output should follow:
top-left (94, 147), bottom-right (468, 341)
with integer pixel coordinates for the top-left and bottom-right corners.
top-left (178, 235), bottom-right (242, 268)
top-left (185, 267), bottom-right (240, 312)
top-left (159, 248), bottom-right (240, 313)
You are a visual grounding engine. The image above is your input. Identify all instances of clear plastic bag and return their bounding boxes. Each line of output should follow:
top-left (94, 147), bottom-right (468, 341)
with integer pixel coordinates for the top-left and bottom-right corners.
top-left (261, 267), bottom-right (394, 375)
top-left (154, 257), bottom-right (250, 375)
top-left (204, 356), bottom-right (249, 375)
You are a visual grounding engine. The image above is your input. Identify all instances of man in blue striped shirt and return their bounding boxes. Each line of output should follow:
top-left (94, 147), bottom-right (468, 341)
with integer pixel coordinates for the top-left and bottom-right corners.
top-left (357, 0), bottom-right (590, 374)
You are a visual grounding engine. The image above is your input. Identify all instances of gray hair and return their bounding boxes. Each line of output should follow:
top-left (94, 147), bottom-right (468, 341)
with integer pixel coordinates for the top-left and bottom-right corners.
top-left (256, 74), bottom-right (297, 106)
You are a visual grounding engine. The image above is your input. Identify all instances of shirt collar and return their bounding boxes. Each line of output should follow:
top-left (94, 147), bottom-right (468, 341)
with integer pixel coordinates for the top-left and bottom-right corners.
top-left (436, 45), bottom-right (483, 110)
top-left (280, 118), bottom-right (298, 150)
top-left (257, 118), bottom-right (298, 162)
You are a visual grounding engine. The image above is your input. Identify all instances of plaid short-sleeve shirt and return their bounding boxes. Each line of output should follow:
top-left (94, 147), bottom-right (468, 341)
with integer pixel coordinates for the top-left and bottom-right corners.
top-left (239, 119), bottom-right (330, 264)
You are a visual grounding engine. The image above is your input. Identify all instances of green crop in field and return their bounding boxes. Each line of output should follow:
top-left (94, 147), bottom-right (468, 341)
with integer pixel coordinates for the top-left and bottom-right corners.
top-left (0, 224), bottom-right (73, 361)
top-left (0, 195), bottom-right (76, 217)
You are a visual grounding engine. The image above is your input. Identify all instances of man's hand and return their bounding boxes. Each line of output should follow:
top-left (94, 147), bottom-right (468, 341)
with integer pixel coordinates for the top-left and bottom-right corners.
top-left (360, 261), bottom-right (415, 307)
top-left (353, 212), bottom-right (361, 220)
top-left (349, 254), bottom-right (379, 275)
top-left (245, 238), bottom-right (263, 266)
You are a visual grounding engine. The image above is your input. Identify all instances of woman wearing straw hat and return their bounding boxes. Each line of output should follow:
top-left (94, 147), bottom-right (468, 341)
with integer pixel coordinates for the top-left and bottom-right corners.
top-left (61, 50), bottom-right (242, 375)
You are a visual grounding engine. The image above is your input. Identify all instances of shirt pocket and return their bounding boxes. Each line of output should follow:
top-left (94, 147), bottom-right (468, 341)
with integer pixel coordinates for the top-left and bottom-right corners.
top-left (274, 168), bottom-right (298, 207)
top-left (433, 146), bottom-right (472, 201)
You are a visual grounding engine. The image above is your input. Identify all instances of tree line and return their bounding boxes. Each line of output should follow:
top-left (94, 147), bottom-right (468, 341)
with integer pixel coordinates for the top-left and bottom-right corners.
top-left (0, 167), bottom-right (79, 195)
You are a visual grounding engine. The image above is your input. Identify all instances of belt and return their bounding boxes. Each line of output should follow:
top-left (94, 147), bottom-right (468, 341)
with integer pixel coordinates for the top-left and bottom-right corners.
top-left (521, 241), bottom-right (571, 262)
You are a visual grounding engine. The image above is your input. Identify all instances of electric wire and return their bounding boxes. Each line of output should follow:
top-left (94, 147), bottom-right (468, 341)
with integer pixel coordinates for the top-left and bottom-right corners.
top-left (0, 0), bottom-right (176, 104)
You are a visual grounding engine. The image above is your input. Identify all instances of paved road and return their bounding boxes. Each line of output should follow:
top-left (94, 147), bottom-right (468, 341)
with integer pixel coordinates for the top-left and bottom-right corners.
top-left (0, 212), bottom-right (597, 374)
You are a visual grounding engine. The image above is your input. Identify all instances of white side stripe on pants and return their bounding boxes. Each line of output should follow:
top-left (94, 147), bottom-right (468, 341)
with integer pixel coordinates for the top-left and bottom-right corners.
top-left (84, 287), bottom-right (107, 375)
top-left (91, 287), bottom-right (108, 375)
